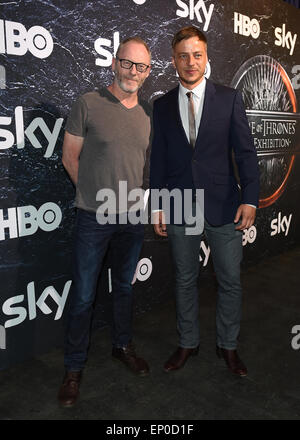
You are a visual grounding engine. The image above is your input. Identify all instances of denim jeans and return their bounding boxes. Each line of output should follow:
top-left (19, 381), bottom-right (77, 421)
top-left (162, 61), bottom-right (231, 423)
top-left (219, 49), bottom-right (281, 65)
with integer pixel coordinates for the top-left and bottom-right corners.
top-left (64, 209), bottom-right (144, 371)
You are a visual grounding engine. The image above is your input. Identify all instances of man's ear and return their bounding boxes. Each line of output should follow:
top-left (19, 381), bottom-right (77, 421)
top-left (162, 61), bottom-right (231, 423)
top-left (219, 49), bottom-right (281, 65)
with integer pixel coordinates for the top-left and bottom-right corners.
top-left (145, 65), bottom-right (151, 78)
top-left (112, 57), bottom-right (116, 73)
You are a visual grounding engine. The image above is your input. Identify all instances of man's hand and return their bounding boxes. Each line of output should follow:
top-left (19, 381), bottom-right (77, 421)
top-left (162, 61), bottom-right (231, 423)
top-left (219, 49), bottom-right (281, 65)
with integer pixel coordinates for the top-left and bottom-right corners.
top-left (234, 204), bottom-right (256, 231)
top-left (152, 210), bottom-right (168, 237)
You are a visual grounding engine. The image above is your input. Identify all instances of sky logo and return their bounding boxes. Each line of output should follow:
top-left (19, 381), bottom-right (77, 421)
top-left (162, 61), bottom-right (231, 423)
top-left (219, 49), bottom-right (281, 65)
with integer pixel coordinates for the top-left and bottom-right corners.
top-left (0, 325), bottom-right (5, 350)
top-left (0, 65), bottom-right (5, 89)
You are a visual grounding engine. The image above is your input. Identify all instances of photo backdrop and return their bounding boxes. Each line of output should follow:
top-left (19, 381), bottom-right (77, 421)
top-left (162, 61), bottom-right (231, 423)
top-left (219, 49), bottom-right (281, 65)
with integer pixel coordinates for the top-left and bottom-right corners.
top-left (0, 0), bottom-right (299, 369)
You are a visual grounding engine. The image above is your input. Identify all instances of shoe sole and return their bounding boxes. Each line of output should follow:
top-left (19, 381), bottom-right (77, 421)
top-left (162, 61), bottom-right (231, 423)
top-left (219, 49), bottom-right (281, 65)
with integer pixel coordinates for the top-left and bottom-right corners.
top-left (163, 348), bottom-right (199, 373)
top-left (58, 401), bottom-right (77, 408)
top-left (112, 356), bottom-right (150, 377)
top-left (58, 394), bottom-right (79, 408)
top-left (216, 351), bottom-right (247, 377)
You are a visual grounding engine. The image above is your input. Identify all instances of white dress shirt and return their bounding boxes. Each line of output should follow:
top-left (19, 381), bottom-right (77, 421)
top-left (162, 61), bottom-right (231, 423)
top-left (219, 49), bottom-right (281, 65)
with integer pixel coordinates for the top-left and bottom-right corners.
top-left (152, 78), bottom-right (256, 211)
top-left (178, 79), bottom-right (255, 210)
top-left (178, 79), bottom-right (206, 143)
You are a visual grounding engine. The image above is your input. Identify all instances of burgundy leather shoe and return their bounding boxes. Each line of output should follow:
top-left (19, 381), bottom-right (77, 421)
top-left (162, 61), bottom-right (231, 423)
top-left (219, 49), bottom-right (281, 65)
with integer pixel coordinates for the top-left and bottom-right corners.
top-left (216, 347), bottom-right (247, 377)
top-left (164, 346), bottom-right (199, 372)
top-left (112, 343), bottom-right (150, 376)
top-left (58, 371), bottom-right (82, 407)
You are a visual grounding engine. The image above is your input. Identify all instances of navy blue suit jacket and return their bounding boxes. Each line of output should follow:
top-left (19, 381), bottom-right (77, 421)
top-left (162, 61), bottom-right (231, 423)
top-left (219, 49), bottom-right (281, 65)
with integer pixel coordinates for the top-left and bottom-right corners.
top-left (150, 79), bottom-right (260, 226)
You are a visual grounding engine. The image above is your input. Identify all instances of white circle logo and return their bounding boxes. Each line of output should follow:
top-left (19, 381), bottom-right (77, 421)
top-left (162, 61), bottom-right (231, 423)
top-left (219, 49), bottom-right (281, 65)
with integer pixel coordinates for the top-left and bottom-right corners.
top-left (133, 0), bottom-right (146, 4)
top-left (37, 202), bottom-right (62, 232)
top-left (132, 258), bottom-right (153, 284)
top-left (33, 34), bottom-right (47, 50)
top-left (27, 26), bottom-right (54, 59)
top-left (242, 225), bottom-right (257, 246)
top-left (250, 19), bottom-right (260, 39)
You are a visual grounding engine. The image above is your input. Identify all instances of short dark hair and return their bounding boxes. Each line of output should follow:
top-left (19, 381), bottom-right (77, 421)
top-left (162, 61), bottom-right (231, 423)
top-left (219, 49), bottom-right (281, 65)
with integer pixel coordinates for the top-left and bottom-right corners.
top-left (172, 26), bottom-right (207, 50)
top-left (116, 36), bottom-right (151, 59)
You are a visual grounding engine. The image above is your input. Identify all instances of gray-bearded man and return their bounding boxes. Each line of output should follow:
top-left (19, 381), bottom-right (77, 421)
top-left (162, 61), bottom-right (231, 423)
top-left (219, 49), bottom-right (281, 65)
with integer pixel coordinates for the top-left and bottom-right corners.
top-left (58, 37), bottom-right (152, 407)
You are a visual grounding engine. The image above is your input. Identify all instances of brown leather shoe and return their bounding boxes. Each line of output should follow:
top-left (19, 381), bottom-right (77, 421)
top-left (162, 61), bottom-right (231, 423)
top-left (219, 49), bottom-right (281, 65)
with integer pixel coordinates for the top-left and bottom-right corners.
top-left (164, 346), bottom-right (199, 372)
top-left (58, 371), bottom-right (82, 407)
top-left (216, 347), bottom-right (247, 377)
top-left (112, 343), bottom-right (149, 376)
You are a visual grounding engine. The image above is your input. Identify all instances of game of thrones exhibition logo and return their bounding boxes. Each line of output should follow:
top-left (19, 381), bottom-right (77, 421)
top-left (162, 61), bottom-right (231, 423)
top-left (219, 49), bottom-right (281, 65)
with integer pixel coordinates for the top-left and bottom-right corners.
top-left (231, 55), bottom-right (300, 208)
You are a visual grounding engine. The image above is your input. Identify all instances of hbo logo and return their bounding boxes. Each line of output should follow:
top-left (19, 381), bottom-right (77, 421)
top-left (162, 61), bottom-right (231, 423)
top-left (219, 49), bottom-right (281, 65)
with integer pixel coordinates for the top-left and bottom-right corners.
top-left (0, 20), bottom-right (53, 59)
top-left (242, 225), bottom-right (257, 246)
top-left (0, 202), bottom-right (62, 241)
top-left (108, 258), bottom-right (152, 293)
top-left (234, 12), bottom-right (260, 39)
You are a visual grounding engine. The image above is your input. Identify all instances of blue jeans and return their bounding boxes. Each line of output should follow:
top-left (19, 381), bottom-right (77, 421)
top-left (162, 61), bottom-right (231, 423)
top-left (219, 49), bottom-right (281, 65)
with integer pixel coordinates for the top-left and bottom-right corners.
top-left (167, 220), bottom-right (243, 350)
top-left (64, 209), bottom-right (144, 371)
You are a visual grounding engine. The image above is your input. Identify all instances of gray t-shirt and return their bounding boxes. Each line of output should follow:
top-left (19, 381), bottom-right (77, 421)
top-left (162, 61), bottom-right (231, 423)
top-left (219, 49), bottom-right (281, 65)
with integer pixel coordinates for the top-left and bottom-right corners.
top-left (65, 87), bottom-right (152, 213)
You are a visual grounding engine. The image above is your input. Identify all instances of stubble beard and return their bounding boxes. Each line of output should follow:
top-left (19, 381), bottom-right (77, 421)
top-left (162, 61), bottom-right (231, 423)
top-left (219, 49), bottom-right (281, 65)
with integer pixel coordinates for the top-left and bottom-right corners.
top-left (179, 71), bottom-right (205, 87)
top-left (115, 72), bottom-right (142, 94)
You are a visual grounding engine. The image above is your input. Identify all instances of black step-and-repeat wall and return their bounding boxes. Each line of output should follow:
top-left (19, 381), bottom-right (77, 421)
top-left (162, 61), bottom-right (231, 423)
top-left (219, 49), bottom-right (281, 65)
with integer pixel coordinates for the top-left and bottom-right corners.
top-left (0, 0), bottom-right (299, 369)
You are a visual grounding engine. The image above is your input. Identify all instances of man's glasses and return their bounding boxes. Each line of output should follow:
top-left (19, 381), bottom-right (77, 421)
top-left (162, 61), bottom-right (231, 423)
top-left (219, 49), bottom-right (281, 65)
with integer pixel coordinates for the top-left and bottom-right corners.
top-left (117, 57), bottom-right (150, 73)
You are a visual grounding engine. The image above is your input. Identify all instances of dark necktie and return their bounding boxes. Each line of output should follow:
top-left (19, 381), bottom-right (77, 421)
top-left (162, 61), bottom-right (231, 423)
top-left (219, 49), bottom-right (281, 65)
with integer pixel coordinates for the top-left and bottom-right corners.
top-left (186, 91), bottom-right (196, 148)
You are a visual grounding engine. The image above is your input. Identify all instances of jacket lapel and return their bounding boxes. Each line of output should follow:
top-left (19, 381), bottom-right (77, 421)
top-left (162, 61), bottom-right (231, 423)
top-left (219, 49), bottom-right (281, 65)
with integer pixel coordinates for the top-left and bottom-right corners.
top-left (195, 79), bottom-right (216, 147)
top-left (166, 80), bottom-right (216, 150)
top-left (167, 86), bottom-right (191, 148)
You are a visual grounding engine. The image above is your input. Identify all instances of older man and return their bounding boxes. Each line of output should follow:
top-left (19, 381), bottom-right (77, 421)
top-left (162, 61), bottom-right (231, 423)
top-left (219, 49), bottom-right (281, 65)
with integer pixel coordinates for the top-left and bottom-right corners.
top-left (58, 37), bottom-right (152, 407)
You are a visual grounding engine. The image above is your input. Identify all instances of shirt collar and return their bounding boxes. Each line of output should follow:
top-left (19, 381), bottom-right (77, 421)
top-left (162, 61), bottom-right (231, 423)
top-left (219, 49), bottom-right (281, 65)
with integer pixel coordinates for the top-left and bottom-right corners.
top-left (179, 78), bottom-right (206, 99)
